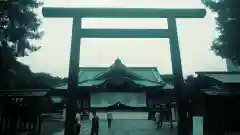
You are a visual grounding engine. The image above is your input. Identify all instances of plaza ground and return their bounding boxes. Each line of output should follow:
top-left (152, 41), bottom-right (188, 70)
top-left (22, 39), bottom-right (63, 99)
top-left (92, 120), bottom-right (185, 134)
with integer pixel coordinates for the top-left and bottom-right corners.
top-left (40, 112), bottom-right (177, 135)
top-left (41, 120), bottom-right (177, 135)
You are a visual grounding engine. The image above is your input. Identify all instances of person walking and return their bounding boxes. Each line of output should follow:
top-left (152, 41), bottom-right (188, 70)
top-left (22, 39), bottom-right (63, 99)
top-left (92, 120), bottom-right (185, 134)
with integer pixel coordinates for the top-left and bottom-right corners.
top-left (76, 112), bottom-right (81, 122)
top-left (155, 111), bottom-right (163, 129)
top-left (91, 111), bottom-right (99, 135)
top-left (107, 112), bottom-right (113, 128)
top-left (159, 111), bottom-right (163, 128)
top-left (75, 119), bottom-right (81, 135)
top-left (155, 112), bottom-right (161, 129)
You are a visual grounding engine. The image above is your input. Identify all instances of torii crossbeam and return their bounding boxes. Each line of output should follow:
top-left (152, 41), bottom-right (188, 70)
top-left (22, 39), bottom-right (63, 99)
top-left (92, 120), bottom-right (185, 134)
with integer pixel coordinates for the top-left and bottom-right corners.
top-left (42, 7), bottom-right (206, 135)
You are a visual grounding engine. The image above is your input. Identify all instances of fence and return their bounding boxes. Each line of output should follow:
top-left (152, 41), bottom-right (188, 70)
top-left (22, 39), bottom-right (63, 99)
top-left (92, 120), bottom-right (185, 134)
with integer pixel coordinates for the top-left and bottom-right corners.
top-left (0, 114), bottom-right (41, 135)
top-left (0, 91), bottom-right (49, 135)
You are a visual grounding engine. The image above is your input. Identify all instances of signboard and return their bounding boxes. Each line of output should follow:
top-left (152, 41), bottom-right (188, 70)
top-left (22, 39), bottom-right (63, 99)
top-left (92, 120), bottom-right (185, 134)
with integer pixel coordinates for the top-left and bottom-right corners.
top-left (192, 116), bottom-right (203, 135)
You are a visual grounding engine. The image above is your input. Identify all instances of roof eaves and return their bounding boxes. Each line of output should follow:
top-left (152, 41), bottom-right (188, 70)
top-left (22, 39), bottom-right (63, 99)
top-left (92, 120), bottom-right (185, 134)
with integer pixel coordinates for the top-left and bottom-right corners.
top-left (196, 71), bottom-right (240, 75)
top-left (94, 67), bottom-right (150, 81)
top-left (151, 69), bottom-right (163, 82)
top-left (79, 66), bottom-right (157, 70)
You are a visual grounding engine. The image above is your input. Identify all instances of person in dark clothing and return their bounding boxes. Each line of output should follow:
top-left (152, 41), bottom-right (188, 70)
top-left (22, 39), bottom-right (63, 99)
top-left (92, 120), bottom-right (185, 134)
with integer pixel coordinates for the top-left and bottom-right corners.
top-left (91, 111), bottom-right (99, 135)
top-left (107, 112), bottom-right (113, 128)
top-left (75, 119), bottom-right (81, 135)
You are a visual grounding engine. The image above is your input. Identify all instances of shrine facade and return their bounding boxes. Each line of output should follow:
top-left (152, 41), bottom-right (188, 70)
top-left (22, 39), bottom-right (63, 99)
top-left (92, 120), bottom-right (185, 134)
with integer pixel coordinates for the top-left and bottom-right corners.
top-left (53, 58), bottom-right (177, 120)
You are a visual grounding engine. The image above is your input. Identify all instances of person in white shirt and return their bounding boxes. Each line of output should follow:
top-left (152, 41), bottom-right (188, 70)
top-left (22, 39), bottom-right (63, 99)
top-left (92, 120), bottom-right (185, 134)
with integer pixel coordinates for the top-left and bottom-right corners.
top-left (155, 112), bottom-right (162, 129)
top-left (76, 113), bottom-right (81, 123)
top-left (106, 112), bottom-right (113, 128)
top-left (75, 113), bottom-right (82, 135)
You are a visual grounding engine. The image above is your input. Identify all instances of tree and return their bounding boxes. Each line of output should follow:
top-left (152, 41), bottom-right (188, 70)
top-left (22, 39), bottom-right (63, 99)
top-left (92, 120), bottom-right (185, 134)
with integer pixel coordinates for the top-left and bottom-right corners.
top-left (202, 0), bottom-right (240, 65)
top-left (33, 72), bottom-right (67, 88)
top-left (0, 0), bottom-right (43, 89)
top-left (0, 0), bottom-right (43, 56)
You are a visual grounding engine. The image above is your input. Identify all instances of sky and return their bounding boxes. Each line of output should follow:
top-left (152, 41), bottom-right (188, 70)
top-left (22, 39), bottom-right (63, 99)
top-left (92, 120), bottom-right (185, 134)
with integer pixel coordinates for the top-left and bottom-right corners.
top-left (18, 0), bottom-right (227, 78)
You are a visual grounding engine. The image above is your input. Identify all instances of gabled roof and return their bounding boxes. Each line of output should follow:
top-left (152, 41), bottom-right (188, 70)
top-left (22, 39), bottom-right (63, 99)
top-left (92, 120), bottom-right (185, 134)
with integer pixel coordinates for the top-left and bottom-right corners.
top-left (86, 58), bottom-right (164, 87)
top-left (54, 78), bottom-right (164, 89)
top-left (94, 58), bottom-right (147, 80)
top-left (196, 71), bottom-right (240, 84)
top-left (191, 71), bottom-right (240, 96)
top-left (53, 59), bottom-right (174, 89)
top-left (78, 59), bottom-right (164, 83)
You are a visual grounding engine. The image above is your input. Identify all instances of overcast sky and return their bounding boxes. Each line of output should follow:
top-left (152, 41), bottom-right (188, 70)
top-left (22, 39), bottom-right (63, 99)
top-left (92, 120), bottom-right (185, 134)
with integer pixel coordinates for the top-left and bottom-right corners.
top-left (18, 0), bottom-right (227, 78)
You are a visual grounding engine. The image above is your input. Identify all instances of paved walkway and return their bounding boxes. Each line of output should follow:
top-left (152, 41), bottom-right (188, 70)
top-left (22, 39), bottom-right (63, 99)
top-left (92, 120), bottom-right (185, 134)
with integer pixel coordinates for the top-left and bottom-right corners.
top-left (89, 112), bottom-right (149, 120)
top-left (45, 120), bottom-right (177, 135)
top-left (40, 110), bottom-right (177, 135)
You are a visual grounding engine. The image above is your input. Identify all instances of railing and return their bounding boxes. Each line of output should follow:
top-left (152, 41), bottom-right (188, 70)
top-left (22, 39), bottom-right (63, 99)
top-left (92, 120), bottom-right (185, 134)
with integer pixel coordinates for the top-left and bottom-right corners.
top-left (0, 115), bottom-right (41, 134)
top-left (0, 93), bottom-right (45, 135)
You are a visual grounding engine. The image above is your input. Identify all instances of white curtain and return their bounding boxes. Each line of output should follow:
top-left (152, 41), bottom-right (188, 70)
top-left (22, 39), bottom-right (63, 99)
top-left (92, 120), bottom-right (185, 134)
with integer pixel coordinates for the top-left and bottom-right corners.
top-left (91, 92), bottom-right (146, 107)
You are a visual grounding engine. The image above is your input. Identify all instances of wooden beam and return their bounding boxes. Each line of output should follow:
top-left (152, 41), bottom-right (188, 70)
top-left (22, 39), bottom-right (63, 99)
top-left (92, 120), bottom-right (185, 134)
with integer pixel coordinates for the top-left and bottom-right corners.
top-left (79, 29), bottom-right (169, 38)
top-left (167, 16), bottom-right (188, 135)
top-left (64, 18), bottom-right (81, 135)
top-left (42, 8), bottom-right (206, 18)
top-left (0, 89), bottom-right (53, 92)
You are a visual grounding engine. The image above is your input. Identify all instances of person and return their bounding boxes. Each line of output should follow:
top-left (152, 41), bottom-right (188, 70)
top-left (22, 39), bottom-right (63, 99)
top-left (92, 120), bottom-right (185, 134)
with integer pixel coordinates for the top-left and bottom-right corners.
top-left (91, 111), bottom-right (99, 135)
top-left (107, 112), bottom-right (113, 128)
top-left (159, 111), bottom-right (163, 128)
top-left (155, 112), bottom-right (160, 129)
top-left (155, 111), bottom-right (163, 129)
top-left (75, 119), bottom-right (81, 135)
top-left (76, 112), bottom-right (81, 122)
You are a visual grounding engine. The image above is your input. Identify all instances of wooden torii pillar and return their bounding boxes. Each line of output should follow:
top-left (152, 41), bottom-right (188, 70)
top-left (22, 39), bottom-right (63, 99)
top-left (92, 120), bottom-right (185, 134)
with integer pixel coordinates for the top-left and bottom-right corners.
top-left (42, 7), bottom-right (206, 135)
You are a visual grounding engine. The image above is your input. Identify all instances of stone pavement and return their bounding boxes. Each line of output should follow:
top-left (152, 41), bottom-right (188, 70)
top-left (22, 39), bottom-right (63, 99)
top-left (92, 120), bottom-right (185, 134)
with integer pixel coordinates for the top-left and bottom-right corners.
top-left (89, 112), bottom-right (149, 120)
top-left (48, 120), bottom-right (177, 135)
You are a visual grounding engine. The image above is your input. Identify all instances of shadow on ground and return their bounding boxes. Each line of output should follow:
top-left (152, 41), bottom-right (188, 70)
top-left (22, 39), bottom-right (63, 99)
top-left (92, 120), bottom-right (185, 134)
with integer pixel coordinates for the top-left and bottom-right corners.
top-left (40, 120), bottom-right (64, 135)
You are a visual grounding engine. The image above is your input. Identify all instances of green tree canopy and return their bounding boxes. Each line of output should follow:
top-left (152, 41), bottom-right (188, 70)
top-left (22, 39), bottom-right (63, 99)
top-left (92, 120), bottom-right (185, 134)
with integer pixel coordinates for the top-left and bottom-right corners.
top-left (203, 0), bottom-right (240, 65)
top-left (0, 0), bottom-right (43, 56)
top-left (33, 72), bottom-right (67, 88)
top-left (0, 0), bottom-right (43, 89)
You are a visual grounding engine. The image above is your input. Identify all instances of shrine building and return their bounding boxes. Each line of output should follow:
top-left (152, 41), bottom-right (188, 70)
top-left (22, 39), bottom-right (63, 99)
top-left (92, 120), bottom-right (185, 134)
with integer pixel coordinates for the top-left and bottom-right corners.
top-left (53, 58), bottom-right (177, 120)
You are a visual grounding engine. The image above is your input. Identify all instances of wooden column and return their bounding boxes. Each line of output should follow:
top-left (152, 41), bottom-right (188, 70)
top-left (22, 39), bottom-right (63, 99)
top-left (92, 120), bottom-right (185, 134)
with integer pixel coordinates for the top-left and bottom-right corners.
top-left (167, 16), bottom-right (188, 135)
top-left (64, 18), bottom-right (81, 135)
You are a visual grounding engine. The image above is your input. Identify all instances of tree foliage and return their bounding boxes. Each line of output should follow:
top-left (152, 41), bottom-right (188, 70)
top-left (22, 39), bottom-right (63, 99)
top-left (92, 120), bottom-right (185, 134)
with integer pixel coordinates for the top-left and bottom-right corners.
top-left (0, 0), bottom-right (44, 89)
top-left (33, 72), bottom-right (67, 88)
top-left (0, 60), bottom-right (67, 89)
top-left (0, 0), bottom-right (43, 56)
top-left (202, 0), bottom-right (240, 65)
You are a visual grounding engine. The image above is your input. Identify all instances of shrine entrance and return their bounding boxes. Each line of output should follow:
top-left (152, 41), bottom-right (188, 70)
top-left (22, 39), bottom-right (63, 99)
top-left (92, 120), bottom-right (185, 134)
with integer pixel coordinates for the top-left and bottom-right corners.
top-left (42, 7), bottom-right (206, 135)
top-left (53, 58), bottom-right (176, 121)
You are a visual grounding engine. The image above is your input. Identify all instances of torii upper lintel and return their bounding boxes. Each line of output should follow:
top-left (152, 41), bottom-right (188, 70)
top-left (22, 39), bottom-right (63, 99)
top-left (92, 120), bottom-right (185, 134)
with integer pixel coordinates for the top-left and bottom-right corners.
top-left (42, 7), bottom-right (206, 18)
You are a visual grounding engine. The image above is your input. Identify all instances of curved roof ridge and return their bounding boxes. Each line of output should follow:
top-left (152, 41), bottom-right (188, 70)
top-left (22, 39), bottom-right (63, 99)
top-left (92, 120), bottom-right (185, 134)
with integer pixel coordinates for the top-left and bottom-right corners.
top-left (94, 58), bottom-right (126, 78)
top-left (94, 58), bottom-right (159, 81)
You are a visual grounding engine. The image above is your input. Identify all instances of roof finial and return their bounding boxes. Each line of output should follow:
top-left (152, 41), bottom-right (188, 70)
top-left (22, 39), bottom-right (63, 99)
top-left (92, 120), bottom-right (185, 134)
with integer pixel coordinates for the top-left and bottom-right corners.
top-left (115, 58), bottom-right (122, 65)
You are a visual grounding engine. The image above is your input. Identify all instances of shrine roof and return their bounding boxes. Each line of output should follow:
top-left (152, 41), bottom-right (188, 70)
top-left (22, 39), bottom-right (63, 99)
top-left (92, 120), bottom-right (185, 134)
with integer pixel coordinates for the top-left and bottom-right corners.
top-left (0, 90), bottom-right (48, 97)
top-left (53, 59), bottom-right (174, 89)
top-left (78, 58), bottom-right (163, 82)
top-left (54, 79), bottom-right (165, 89)
top-left (196, 71), bottom-right (240, 84)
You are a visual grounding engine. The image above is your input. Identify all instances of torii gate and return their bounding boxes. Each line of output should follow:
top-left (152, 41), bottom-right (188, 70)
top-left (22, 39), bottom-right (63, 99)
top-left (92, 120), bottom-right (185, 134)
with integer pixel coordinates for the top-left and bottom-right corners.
top-left (42, 7), bottom-right (206, 135)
